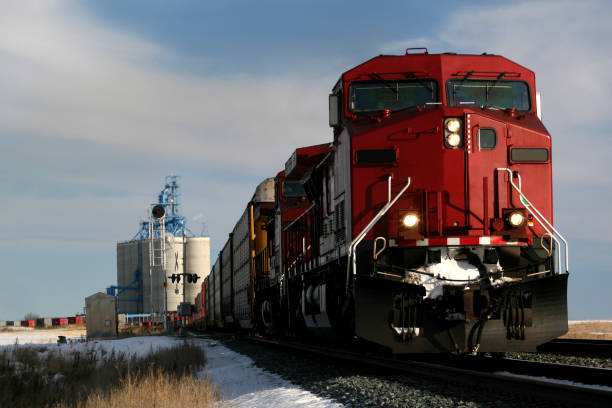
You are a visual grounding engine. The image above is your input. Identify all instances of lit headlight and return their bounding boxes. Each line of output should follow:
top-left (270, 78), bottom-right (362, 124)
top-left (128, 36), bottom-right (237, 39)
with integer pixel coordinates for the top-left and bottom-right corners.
top-left (507, 211), bottom-right (525, 227)
top-left (402, 213), bottom-right (419, 228)
top-left (446, 133), bottom-right (462, 147)
top-left (443, 118), bottom-right (463, 149)
top-left (446, 119), bottom-right (461, 133)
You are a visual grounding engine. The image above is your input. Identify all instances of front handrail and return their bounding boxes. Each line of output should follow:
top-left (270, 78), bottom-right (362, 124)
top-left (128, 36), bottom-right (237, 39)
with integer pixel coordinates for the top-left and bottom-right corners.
top-left (346, 177), bottom-right (412, 293)
top-left (496, 168), bottom-right (569, 274)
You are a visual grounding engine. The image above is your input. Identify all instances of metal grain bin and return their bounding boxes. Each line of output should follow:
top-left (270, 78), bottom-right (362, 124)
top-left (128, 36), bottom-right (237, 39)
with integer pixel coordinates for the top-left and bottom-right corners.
top-left (116, 240), bottom-right (143, 314)
top-left (185, 237), bottom-right (210, 311)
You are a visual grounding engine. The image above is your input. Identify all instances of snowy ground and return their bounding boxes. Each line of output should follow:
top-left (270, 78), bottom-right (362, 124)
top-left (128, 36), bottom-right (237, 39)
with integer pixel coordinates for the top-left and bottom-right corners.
top-left (1, 329), bottom-right (342, 407)
top-left (1, 331), bottom-right (182, 360)
top-left (195, 336), bottom-right (342, 407)
top-left (0, 327), bottom-right (86, 346)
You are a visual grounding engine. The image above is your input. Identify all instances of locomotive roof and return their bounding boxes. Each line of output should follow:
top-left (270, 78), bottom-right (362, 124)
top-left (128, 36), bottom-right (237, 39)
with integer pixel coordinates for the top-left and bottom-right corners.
top-left (337, 52), bottom-right (535, 88)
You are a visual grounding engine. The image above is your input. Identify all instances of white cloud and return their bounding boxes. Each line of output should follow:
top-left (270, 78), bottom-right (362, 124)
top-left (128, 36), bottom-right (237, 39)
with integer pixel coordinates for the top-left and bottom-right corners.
top-left (0, 2), bottom-right (338, 253)
top-left (438, 0), bottom-right (612, 126)
top-left (0, 2), bottom-right (334, 173)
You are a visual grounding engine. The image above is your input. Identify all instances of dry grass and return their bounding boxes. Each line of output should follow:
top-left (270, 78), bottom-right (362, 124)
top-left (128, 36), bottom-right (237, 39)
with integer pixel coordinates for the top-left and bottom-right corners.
top-left (562, 321), bottom-right (612, 339)
top-left (1, 339), bottom-right (213, 408)
top-left (74, 369), bottom-right (218, 408)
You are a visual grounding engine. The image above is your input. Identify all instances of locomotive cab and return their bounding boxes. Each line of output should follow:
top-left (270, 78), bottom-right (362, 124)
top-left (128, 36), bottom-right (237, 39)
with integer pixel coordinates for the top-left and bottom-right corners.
top-left (319, 50), bottom-right (568, 353)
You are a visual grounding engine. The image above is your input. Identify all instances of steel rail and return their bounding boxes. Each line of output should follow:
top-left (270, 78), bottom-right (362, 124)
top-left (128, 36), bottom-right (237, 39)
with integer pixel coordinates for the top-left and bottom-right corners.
top-left (243, 335), bottom-right (612, 407)
top-left (538, 338), bottom-right (612, 355)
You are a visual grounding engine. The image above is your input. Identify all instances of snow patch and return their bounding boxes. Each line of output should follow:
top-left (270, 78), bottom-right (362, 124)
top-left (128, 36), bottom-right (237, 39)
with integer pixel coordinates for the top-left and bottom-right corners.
top-left (413, 254), bottom-right (481, 298)
top-left (197, 338), bottom-right (342, 407)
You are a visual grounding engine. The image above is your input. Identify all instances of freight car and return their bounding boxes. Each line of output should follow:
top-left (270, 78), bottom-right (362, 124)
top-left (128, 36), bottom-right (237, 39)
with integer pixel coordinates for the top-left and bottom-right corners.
top-left (194, 49), bottom-right (569, 353)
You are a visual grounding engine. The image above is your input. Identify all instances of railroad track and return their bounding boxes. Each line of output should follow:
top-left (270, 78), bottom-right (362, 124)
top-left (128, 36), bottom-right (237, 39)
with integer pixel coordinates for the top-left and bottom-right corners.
top-left (538, 338), bottom-right (612, 355)
top-left (244, 335), bottom-right (612, 407)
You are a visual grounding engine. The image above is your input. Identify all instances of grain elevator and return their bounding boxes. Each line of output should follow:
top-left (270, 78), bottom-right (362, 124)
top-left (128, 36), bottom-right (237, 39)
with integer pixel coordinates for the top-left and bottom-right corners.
top-left (110, 176), bottom-right (210, 317)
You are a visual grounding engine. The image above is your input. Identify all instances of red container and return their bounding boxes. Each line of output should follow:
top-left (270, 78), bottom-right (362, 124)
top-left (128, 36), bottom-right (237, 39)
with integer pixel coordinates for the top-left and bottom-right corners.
top-left (52, 318), bottom-right (60, 326)
top-left (28, 320), bottom-right (35, 328)
top-left (59, 318), bottom-right (68, 326)
top-left (68, 317), bottom-right (76, 324)
top-left (75, 316), bottom-right (84, 324)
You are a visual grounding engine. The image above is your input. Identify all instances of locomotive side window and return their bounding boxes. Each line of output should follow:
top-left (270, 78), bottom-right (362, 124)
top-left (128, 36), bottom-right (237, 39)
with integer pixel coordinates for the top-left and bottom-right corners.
top-left (447, 80), bottom-right (530, 111)
top-left (348, 80), bottom-right (438, 113)
top-left (282, 180), bottom-right (306, 197)
top-left (478, 128), bottom-right (497, 150)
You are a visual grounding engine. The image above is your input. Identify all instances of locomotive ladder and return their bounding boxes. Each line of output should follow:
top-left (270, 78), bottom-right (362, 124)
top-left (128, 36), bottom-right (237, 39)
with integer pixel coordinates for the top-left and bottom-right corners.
top-left (346, 176), bottom-right (412, 293)
top-left (496, 168), bottom-right (569, 274)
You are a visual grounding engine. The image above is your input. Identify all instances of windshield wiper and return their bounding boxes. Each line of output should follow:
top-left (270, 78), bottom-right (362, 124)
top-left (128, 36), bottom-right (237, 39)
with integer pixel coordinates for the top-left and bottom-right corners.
top-left (401, 71), bottom-right (434, 93)
top-left (367, 73), bottom-right (398, 95)
top-left (459, 70), bottom-right (474, 83)
top-left (481, 103), bottom-right (510, 111)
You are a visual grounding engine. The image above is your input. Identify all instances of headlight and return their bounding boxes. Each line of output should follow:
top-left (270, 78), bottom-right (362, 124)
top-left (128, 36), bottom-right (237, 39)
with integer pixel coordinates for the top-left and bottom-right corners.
top-left (507, 210), bottom-right (525, 227)
top-left (443, 118), bottom-right (463, 149)
top-left (446, 119), bottom-right (461, 133)
top-left (446, 133), bottom-right (462, 147)
top-left (402, 213), bottom-right (419, 228)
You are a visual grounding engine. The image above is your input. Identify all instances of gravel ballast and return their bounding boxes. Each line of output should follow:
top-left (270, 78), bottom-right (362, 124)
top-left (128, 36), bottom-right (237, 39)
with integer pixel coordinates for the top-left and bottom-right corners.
top-left (218, 336), bottom-right (577, 408)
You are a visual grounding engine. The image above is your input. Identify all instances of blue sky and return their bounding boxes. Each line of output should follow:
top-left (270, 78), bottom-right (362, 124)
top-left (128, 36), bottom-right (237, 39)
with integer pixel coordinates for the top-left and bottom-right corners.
top-left (1, 0), bottom-right (610, 320)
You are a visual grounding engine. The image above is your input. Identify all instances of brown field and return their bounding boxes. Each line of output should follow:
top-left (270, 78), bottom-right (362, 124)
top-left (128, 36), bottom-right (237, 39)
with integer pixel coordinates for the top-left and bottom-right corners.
top-left (562, 320), bottom-right (612, 339)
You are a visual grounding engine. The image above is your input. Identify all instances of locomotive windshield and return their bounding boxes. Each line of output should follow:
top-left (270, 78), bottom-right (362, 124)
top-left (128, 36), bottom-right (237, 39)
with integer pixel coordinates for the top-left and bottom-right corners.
top-left (348, 80), bottom-right (438, 113)
top-left (447, 79), bottom-right (530, 111)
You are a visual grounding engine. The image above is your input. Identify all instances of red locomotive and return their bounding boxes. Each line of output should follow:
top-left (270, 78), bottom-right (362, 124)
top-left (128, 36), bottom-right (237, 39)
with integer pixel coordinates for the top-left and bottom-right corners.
top-left (194, 49), bottom-right (569, 353)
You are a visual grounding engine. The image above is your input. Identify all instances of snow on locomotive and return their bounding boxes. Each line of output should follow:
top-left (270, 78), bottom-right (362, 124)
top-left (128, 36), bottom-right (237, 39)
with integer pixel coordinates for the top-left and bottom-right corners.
top-left (194, 49), bottom-right (569, 353)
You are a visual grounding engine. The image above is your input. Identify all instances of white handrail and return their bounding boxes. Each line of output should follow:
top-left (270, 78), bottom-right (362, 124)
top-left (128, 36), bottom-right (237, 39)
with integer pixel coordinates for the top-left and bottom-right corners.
top-left (346, 177), bottom-right (411, 293)
top-left (496, 168), bottom-right (569, 274)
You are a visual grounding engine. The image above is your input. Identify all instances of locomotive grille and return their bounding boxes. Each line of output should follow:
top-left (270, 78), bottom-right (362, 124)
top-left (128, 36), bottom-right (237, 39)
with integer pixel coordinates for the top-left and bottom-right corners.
top-left (335, 200), bottom-right (346, 243)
